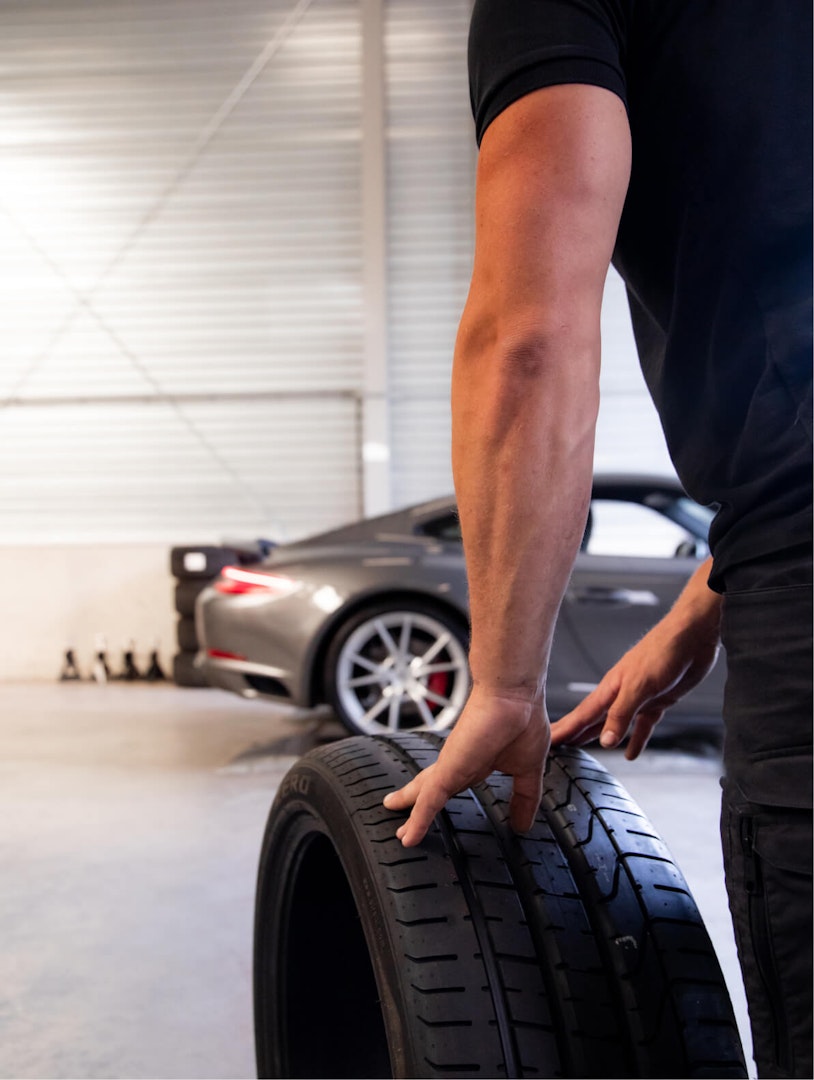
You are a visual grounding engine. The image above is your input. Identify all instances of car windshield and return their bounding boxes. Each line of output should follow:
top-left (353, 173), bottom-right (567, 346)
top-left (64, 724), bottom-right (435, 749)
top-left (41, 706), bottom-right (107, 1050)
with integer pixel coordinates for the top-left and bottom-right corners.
top-left (673, 496), bottom-right (715, 534)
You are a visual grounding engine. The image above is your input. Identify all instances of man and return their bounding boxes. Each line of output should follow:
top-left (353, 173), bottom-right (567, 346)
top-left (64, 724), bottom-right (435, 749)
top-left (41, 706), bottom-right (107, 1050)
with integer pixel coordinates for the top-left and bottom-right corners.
top-left (383, 1), bottom-right (812, 1076)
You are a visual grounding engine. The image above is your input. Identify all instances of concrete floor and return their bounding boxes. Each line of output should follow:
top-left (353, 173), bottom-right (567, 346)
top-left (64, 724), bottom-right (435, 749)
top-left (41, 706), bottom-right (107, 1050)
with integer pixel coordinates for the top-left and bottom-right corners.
top-left (0, 683), bottom-right (755, 1079)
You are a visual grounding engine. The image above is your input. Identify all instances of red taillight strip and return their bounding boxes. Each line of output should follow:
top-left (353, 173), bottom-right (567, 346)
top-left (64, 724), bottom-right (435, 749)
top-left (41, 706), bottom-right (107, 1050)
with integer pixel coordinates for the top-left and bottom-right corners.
top-left (215, 566), bottom-right (299, 596)
top-left (208, 648), bottom-right (247, 661)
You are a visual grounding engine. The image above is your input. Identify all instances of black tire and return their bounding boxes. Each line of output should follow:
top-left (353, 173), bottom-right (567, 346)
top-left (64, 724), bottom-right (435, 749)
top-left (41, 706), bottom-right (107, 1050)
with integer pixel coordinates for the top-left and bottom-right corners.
top-left (170, 545), bottom-right (240, 580)
top-left (176, 616), bottom-right (198, 653)
top-left (323, 601), bottom-right (470, 737)
top-left (174, 579), bottom-right (211, 618)
top-left (538, 744), bottom-right (745, 1078)
top-left (172, 650), bottom-right (208, 688)
top-left (254, 734), bottom-right (746, 1080)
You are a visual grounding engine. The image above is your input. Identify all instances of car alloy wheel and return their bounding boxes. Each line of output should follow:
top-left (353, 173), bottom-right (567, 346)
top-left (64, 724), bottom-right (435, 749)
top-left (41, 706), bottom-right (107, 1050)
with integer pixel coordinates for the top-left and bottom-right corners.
top-left (325, 602), bottom-right (470, 736)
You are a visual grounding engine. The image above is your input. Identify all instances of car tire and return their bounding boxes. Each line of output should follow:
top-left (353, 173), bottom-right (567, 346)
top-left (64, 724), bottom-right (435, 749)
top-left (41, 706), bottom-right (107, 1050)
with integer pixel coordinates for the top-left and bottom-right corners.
top-left (254, 734), bottom-right (747, 1079)
top-left (176, 616), bottom-right (198, 653)
top-left (174, 580), bottom-right (211, 618)
top-left (323, 601), bottom-right (470, 737)
top-left (172, 650), bottom-right (208, 688)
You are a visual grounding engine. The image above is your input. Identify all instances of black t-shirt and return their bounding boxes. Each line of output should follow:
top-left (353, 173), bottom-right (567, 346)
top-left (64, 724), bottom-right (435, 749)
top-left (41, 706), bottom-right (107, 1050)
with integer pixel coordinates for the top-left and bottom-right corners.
top-left (469, 0), bottom-right (813, 591)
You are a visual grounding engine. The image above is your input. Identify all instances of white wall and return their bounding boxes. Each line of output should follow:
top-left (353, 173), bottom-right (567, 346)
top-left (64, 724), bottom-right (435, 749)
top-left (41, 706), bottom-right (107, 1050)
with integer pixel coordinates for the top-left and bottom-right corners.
top-left (597, 267), bottom-right (673, 476)
top-left (1, 545), bottom-right (177, 683)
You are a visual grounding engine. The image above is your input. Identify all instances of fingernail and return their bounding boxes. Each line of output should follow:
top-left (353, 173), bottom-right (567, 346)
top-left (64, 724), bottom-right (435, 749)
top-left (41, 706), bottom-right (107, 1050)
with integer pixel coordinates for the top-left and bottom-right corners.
top-left (600, 731), bottom-right (618, 748)
top-left (382, 793), bottom-right (393, 806)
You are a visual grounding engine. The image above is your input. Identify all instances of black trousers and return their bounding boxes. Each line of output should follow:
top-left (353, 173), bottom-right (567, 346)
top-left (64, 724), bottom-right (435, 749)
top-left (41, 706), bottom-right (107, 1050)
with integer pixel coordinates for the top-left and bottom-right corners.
top-left (720, 580), bottom-right (813, 1079)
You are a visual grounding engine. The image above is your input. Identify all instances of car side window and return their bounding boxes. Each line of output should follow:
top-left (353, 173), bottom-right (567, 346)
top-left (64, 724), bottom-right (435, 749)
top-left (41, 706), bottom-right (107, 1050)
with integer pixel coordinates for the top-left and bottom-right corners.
top-left (419, 512), bottom-right (462, 543)
top-left (583, 499), bottom-right (697, 558)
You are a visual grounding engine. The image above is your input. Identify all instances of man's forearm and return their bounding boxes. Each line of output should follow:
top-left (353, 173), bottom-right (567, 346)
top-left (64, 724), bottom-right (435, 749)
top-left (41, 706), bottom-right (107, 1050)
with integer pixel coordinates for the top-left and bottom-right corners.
top-left (448, 85), bottom-right (629, 710)
top-left (452, 317), bottom-right (600, 703)
top-left (663, 555), bottom-right (722, 643)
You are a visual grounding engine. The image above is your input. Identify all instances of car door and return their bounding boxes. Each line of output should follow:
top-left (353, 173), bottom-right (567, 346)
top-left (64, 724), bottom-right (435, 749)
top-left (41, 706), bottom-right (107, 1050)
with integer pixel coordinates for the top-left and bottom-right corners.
top-left (549, 497), bottom-right (726, 719)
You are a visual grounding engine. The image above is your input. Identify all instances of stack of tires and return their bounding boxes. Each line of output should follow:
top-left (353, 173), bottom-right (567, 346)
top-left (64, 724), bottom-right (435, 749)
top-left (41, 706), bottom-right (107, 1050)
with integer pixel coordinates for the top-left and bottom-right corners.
top-left (170, 544), bottom-right (245, 687)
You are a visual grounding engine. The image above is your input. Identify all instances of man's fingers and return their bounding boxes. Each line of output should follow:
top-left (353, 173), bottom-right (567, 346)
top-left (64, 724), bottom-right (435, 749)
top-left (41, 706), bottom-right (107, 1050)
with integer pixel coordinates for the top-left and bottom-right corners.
top-left (599, 709), bottom-right (634, 748)
top-left (551, 710), bottom-right (605, 745)
top-left (382, 763), bottom-right (458, 848)
top-left (624, 708), bottom-right (663, 760)
top-left (598, 678), bottom-right (658, 747)
top-left (508, 771), bottom-right (544, 833)
top-left (395, 780), bottom-right (455, 847)
top-left (382, 773), bottom-right (425, 812)
top-left (551, 679), bottom-right (620, 745)
top-left (384, 763), bottom-right (545, 846)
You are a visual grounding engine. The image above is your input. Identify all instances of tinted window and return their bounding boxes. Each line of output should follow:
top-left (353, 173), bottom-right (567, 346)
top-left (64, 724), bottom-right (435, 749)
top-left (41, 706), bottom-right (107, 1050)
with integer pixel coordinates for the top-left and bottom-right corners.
top-left (584, 499), bottom-right (698, 558)
top-left (418, 511), bottom-right (462, 543)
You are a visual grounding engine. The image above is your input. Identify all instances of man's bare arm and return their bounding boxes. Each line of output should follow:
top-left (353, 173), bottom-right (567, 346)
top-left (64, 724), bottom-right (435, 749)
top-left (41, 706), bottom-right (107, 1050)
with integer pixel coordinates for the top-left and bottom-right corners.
top-left (384, 84), bottom-right (631, 845)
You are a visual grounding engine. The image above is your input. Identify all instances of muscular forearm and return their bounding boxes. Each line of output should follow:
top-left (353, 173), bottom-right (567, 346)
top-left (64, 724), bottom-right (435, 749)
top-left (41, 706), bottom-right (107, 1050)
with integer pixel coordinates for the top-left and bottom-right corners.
top-left (452, 315), bottom-right (600, 704)
top-left (660, 555), bottom-right (722, 643)
top-left (449, 85), bottom-right (629, 711)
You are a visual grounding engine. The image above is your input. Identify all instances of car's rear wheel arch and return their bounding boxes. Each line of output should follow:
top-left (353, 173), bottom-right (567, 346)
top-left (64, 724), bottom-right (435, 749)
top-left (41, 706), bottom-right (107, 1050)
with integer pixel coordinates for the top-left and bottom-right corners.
top-left (309, 591), bottom-right (470, 723)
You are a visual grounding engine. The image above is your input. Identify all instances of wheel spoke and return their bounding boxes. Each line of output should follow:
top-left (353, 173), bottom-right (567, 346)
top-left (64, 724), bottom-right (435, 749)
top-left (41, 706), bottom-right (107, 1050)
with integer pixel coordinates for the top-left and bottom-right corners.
top-left (373, 619), bottom-right (401, 662)
top-left (398, 616), bottom-right (413, 657)
top-left (416, 661), bottom-right (459, 676)
top-left (418, 632), bottom-right (451, 666)
top-left (360, 695), bottom-right (391, 726)
top-left (347, 651), bottom-right (382, 675)
top-left (347, 672), bottom-right (387, 689)
top-left (413, 694), bottom-right (436, 726)
top-left (387, 697), bottom-right (403, 731)
top-left (424, 688), bottom-right (453, 709)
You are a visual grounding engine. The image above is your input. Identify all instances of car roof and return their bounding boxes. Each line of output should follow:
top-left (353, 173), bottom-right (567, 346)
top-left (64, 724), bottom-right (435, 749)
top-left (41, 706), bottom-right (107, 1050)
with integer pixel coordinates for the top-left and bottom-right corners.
top-left (290, 474), bottom-right (690, 547)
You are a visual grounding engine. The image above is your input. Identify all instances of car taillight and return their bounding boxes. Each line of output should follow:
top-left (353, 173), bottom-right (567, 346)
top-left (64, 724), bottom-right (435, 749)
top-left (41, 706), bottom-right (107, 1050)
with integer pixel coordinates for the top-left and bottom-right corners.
top-left (214, 566), bottom-right (299, 597)
top-left (207, 648), bottom-right (247, 661)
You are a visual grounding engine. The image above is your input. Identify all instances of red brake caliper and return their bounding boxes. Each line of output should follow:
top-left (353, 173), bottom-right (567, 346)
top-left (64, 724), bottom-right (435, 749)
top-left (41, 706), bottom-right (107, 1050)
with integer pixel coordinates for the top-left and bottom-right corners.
top-left (426, 672), bottom-right (449, 714)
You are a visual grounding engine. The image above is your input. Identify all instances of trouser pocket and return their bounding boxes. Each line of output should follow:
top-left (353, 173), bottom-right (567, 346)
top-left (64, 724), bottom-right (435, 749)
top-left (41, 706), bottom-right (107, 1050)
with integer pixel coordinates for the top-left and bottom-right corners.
top-left (722, 800), bottom-right (813, 1078)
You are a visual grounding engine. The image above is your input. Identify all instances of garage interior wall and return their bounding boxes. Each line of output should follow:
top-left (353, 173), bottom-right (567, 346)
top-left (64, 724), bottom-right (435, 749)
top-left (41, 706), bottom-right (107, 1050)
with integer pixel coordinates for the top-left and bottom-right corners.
top-left (0, 0), bottom-right (671, 680)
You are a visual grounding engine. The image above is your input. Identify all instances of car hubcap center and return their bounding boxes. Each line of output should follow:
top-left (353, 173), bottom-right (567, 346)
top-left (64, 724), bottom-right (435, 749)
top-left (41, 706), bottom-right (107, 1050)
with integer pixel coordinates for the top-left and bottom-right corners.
top-left (381, 654), bottom-right (427, 700)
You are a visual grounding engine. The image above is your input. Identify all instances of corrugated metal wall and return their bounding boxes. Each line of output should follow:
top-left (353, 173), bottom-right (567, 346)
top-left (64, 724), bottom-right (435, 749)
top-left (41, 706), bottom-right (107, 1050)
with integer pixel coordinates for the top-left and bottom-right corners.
top-left (1, 0), bottom-right (364, 544)
top-left (384, 0), bottom-right (475, 507)
top-left (0, 0), bottom-right (671, 547)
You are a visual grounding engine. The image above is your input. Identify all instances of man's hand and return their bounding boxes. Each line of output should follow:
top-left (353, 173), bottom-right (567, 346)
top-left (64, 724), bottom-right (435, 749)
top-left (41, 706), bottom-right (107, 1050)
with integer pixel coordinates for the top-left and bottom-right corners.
top-left (551, 607), bottom-right (721, 760)
top-left (383, 686), bottom-right (550, 847)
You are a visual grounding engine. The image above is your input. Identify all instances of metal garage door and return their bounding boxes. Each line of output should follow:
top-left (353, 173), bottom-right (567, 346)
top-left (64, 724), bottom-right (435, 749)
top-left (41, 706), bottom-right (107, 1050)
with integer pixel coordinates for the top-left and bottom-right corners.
top-left (0, 0), bottom-right (673, 546)
top-left (384, 0), bottom-right (475, 509)
top-left (0, 0), bottom-right (364, 544)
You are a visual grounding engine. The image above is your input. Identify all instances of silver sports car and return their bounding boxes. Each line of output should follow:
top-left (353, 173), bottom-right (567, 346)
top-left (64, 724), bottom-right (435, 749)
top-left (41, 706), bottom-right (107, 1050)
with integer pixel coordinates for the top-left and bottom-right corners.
top-left (195, 474), bottom-right (725, 737)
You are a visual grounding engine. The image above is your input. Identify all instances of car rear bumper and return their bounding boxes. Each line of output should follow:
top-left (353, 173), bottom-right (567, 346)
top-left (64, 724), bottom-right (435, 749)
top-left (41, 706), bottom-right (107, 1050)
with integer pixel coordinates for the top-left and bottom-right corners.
top-left (198, 652), bottom-right (299, 704)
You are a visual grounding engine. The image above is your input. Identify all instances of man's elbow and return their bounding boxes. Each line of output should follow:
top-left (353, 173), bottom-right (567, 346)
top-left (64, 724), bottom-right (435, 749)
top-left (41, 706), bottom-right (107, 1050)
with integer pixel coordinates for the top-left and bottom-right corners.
top-left (456, 313), bottom-right (601, 397)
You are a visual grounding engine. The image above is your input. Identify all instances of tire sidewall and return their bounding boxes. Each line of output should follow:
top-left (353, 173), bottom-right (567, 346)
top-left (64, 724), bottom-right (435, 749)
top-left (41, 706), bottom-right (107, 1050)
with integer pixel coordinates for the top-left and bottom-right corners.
top-left (255, 756), bottom-right (413, 1078)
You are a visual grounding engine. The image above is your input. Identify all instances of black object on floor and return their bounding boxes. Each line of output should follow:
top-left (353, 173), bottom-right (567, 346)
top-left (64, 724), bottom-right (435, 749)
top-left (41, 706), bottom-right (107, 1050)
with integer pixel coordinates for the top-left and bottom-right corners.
top-left (58, 649), bottom-right (82, 681)
top-left (145, 650), bottom-right (166, 682)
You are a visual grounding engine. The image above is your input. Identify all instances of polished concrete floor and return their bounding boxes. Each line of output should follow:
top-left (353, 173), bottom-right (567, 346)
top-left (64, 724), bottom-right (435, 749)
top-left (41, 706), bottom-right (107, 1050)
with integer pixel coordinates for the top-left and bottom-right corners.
top-left (0, 683), bottom-right (755, 1079)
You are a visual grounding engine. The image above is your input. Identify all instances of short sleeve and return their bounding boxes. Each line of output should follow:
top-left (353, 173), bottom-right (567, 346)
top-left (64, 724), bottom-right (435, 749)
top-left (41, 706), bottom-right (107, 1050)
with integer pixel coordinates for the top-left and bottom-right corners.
top-left (469, 0), bottom-right (629, 145)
